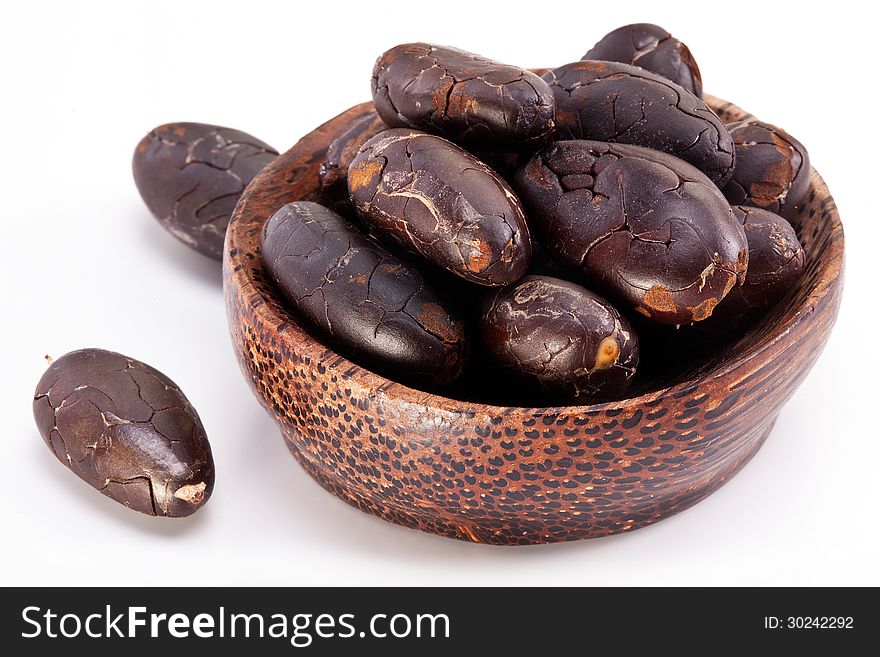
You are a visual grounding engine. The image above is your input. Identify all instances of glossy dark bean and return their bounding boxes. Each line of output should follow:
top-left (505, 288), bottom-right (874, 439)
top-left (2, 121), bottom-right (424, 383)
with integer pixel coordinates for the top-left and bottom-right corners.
top-left (133, 123), bottom-right (277, 259)
top-left (583, 23), bottom-right (702, 97)
top-left (32, 349), bottom-right (214, 517)
top-left (482, 276), bottom-right (639, 402)
top-left (713, 205), bottom-right (805, 321)
top-left (348, 129), bottom-right (532, 286)
top-left (514, 140), bottom-right (748, 325)
top-left (319, 110), bottom-right (388, 195)
top-left (371, 43), bottom-right (556, 147)
top-left (721, 120), bottom-right (811, 220)
top-left (543, 61), bottom-right (735, 186)
top-left (261, 201), bottom-right (468, 387)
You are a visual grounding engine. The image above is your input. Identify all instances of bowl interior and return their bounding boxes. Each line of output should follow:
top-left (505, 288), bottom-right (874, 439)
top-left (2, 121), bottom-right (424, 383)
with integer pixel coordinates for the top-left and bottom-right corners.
top-left (225, 97), bottom-right (844, 415)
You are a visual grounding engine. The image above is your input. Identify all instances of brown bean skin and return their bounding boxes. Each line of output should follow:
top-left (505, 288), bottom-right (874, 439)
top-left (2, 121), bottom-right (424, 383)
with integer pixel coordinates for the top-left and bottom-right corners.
top-left (514, 140), bottom-right (748, 325)
top-left (371, 43), bottom-right (556, 147)
top-left (482, 276), bottom-right (639, 402)
top-left (348, 129), bottom-right (532, 287)
top-left (133, 123), bottom-right (277, 259)
top-left (319, 110), bottom-right (388, 195)
top-left (583, 23), bottom-right (703, 97)
top-left (721, 120), bottom-right (811, 221)
top-left (261, 201), bottom-right (469, 388)
top-left (713, 205), bottom-right (806, 322)
top-left (542, 61), bottom-right (735, 186)
top-left (636, 206), bottom-right (807, 377)
top-left (33, 349), bottom-right (214, 517)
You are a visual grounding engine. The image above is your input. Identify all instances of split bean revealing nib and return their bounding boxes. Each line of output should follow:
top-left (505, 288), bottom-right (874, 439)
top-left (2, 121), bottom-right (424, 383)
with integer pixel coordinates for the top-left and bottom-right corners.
top-left (711, 205), bottom-right (805, 323)
top-left (542, 61), bottom-right (735, 186)
top-left (133, 123), bottom-right (278, 259)
top-left (33, 349), bottom-right (215, 517)
top-left (261, 201), bottom-right (469, 387)
top-left (721, 120), bottom-right (811, 221)
top-left (583, 23), bottom-right (703, 98)
top-left (514, 140), bottom-right (748, 325)
top-left (482, 276), bottom-right (639, 402)
top-left (347, 129), bottom-right (532, 286)
top-left (371, 43), bottom-right (556, 147)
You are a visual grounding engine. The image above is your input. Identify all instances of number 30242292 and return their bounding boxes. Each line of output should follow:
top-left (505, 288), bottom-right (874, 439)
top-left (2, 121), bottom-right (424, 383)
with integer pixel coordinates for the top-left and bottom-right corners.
top-left (764, 617), bottom-right (854, 629)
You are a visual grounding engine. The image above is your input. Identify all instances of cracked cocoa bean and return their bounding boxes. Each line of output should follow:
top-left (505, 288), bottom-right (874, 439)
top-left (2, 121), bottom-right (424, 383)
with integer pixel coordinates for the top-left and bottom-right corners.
top-left (371, 43), bottom-right (555, 147)
top-left (348, 129), bottom-right (532, 286)
top-left (542, 61), bottom-right (735, 186)
top-left (721, 120), bottom-right (810, 220)
top-left (261, 201), bottom-right (469, 387)
top-left (711, 205), bottom-right (805, 323)
top-left (133, 123), bottom-right (278, 259)
top-left (319, 110), bottom-right (388, 195)
top-left (482, 275), bottom-right (639, 402)
top-left (32, 349), bottom-right (214, 517)
top-left (514, 140), bottom-right (748, 325)
top-left (583, 23), bottom-right (703, 97)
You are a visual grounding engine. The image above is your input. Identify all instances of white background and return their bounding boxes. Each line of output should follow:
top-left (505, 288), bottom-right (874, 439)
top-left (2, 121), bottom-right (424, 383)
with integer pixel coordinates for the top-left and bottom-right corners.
top-left (2, 1), bottom-right (877, 586)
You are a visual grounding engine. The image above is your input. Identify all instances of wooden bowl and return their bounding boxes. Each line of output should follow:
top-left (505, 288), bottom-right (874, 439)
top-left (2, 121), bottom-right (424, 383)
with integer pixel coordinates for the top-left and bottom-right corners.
top-left (223, 97), bottom-right (844, 545)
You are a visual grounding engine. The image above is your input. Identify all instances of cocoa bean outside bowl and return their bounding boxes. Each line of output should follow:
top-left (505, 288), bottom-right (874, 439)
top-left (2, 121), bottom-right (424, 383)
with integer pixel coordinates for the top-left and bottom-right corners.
top-left (223, 98), bottom-right (844, 545)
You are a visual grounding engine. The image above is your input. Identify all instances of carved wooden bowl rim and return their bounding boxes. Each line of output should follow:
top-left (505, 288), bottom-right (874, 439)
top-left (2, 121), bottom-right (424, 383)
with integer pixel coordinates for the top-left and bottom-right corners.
top-left (224, 96), bottom-right (844, 418)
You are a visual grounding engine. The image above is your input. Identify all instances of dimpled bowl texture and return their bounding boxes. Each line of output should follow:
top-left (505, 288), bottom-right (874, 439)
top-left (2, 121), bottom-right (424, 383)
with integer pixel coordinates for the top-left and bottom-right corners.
top-left (223, 97), bottom-right (844, 545)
